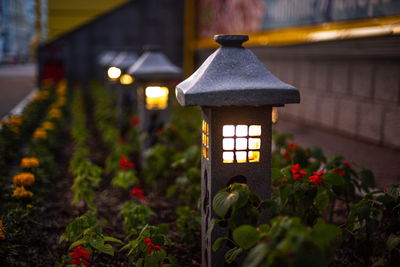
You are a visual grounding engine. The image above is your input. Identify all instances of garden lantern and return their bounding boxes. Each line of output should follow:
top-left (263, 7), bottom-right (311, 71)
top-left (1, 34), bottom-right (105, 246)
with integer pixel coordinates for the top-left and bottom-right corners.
top-left (128, 46), bottom-right (181, 143)
top-left (109, 52), bottom-right (138, 132)
top-left (175, 35), bottom-right (300, 267)
top-left (97, 50), bottom-right (117, 82)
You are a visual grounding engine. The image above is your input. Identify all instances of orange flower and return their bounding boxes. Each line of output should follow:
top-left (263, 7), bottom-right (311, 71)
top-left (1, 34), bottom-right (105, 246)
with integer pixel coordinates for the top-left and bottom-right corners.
top-left (33, 128), bottom-right (47, 140)
top-left (42, 121), bottom-right (55, 130)
top-left (12, 186), bottom-right (33, 199)
top-left (48, 108), bottom-right (62, 119)
top-left (21, 157), bottom-right (40, 168)
top-left (13, 173), bottom-right (35, 186)
top-left (0, 220), bottom-right (5, 240)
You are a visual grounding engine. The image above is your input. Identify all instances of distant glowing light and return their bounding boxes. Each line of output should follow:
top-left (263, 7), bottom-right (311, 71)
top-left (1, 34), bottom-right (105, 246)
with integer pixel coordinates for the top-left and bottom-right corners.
top-left (145, 86), bottom-right (169, 110)
top-left (107, 67), bottom-right (121, 80)
top-left (120, 74), bottom-right (134, 85)
top-left (272, 107), bottom-right (279, 124)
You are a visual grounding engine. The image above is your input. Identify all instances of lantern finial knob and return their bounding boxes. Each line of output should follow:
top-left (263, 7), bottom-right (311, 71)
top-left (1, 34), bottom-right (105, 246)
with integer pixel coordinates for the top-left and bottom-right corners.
top-left (214, 35), bottom-right (249, 47)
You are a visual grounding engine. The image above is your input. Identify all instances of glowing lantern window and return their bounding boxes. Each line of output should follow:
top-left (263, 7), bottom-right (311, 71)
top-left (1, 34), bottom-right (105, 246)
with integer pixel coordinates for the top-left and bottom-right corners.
top-left (145, 86), bottom-right (169, 110)
top-left (222, 124), bottom-right (261, 163)
top-left (120, 74), bottom-right (134, 85)
top-left (202, 120), bottom-right (209, 159)
top-left (107, 67), bottom-right (121, 80)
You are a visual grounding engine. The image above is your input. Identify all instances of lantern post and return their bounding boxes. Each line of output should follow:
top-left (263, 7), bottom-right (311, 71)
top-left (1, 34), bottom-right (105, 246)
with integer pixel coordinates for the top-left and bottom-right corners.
top-left (128, 46), bottom-right (181, 147)
top-left (175, 35), bottom-right (300, 267)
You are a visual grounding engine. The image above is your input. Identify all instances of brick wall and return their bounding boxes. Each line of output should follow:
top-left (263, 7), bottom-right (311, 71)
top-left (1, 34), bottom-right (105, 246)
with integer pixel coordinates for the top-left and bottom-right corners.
top-left (251, 36), bottom-right (400, 149)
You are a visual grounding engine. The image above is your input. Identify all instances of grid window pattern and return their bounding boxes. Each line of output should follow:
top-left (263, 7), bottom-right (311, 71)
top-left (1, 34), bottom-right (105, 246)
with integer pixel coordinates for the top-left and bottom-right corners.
top-left (202, 120), bottom-right (209, 160)
top-left (222, 125), bottom-right (261, 163)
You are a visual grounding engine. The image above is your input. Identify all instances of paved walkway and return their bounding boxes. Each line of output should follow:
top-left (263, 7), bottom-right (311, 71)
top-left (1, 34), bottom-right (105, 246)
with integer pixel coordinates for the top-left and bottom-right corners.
top-left (275, 120), bottom-right (400, 188)
top-left (0, 64), bottom-right (37, 118)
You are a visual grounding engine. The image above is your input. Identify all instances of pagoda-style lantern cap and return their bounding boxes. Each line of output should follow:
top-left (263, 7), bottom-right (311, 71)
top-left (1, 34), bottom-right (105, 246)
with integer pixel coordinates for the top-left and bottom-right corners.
top-left (98, 51), bottom-right (117, 67)
top-left (111, 52), bottom-right (138, 70)
top-left (176, 35), bottom-right (300, 106)
top-left (128, 46), bottom-right (182, 80)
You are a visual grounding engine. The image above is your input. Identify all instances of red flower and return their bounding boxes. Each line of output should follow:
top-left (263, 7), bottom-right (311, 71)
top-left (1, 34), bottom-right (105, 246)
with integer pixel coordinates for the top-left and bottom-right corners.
top-left (156, 129), bottom-right (164, 136)
top-left (119, 155), bottom-right (135, 171)
top-left (69, 246), bottom-right (90, 267)
top-left (288, 143), bottom-right (299, 150)
top-left (291, 164), bottom-right (307, 180)
top-left (309, 171), bottom-right (324, 186)
top-left (143, 237), bottom-right (164, 255)
top-left (130, 184), bottom-right (147, 200)
top-left (280, 179), bottom-right (287, 185)
top-left (343, 162), bottom-right (350, 168)
top-left (131, 115), bottom-right (139, 127)
top-left (118, 137), bottom-right (125, 144)
top-left (283, 151), bottom-right (291, 160)
top-left (333, 169), bottom-right (345, 176)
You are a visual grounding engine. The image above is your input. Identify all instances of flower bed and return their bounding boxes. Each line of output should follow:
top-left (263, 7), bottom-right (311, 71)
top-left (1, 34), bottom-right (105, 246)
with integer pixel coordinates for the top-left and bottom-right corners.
top-left (0, 82), bottom-right (399, 266)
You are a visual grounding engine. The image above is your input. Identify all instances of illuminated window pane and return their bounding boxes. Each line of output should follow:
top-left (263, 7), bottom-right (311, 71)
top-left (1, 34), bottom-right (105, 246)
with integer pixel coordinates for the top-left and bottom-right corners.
top-left (205, 121), bottom-right (208, 134)
top-left (236, 138), bottom-right (247, 150)
top-left (223, 138), bottom-right (234, 150)
top-left (248, 151), bottom-right (260, 162)
top-left (236, 151), bottom-right (247, 163)
top-left (202, 133), bottom-right (206, 146)
top-left (223, 152), bottom-right (234, 163)
top-left (249, 125), bottom-right (261, 136)
top-left (236, 125), bottom-right (248, 137)
top-left (223, 125), bottom-right (235, 137)
top-left (202, 120), bottom-right (206, 132)
top-left (206, 136), bottom-right (209, 147)
top-left (202, 147), bottom-right (207, 159)
top-left (248, 138), bottom-right (261, 150)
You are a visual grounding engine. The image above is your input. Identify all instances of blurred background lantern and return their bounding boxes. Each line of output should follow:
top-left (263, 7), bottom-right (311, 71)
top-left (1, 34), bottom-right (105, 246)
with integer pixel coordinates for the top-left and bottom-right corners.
top-left (128, 45), bottom-right (181, 147)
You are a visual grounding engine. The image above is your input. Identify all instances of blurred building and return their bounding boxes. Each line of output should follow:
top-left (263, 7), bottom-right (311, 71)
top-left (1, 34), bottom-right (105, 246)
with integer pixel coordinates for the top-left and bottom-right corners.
top-left (191, 0), bottom-right (400, 186)
top-left (0, 0), bottom-right (37, 63)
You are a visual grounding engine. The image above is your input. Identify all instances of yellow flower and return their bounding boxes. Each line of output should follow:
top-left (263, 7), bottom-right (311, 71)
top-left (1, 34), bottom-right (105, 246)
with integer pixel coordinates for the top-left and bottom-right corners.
top-left (13, 172), bottom-right (35, 186)
top-left (26, 204), bottom-right (33, 209)
top-left (33, 90), bottom-right (50, 102)
top-left (21, 157), bottom-right (40, 168)
top-left (42, 121), bottom-right (55, 131)
top-left (57, 82), bottom-right (67, 95)
top-left (48, 108), bottom-right (62, 119)
top-left (0, 220), bottom-right (5, 240)
top-left (12, 186), bottom-right (33, 199)
top-left (33, 128), bottom-right (47, 140)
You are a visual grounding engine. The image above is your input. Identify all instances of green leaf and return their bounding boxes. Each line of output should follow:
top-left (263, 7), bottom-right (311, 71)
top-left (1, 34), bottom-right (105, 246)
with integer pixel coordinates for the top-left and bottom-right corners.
top-left (101, 243), bottom-right (114, 256)
top-left (387, 234), bottom-right (400, 251)
top-left (213, 191), bottom-right (239, 217)
top-left (314, 190), bottom-right (330, 211)
top-left (242, 243), bottom-right (268, 267)
top-left (212, 237), bottom-right (227, 252)
top-left (271, 168), bottom-right (283, 184)
top-left (308, 146), bottom-right (326, 162)
top-left (104, 236), bottom-right (123, 244)
top-left (232, 225), bottom-right (260, 249)
top-left (360, 169), bottom-right (375, 190)
top-left (324, 172), bottom-right (345, 186)
top-left (68, 239), bottom-right (87, 250)
top-left (224, 247), bottom-right (243, 264)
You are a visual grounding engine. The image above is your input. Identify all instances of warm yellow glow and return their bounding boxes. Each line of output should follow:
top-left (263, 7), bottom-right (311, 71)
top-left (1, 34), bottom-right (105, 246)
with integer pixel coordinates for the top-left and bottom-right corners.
top-left (206, 136), bottom-right (209, 147)
top-left (249, 125), bottom-right (261, 136)
top-left (202, 133), bottom-right (206, 147)
top-left (145, 86), bottom-right (169, 110)
top-left (223, 125), bottom-right (235, 137)
top-left (120, 74), bottom-right (134, 85)
top-left (236, 138), bottom-right (247, 150)
top-left (223, 138), bottom-right (235, 150)
top-left (236, 151), bottom-right (247, 163)
top-left (107, 67), bottom-right (121, 80)
top-left (202, 147), bottom-right (208, 159)
top-left (272, 107), bottom-right (278, 124)
top-left (236, 125), bottom-right (248, 137)
top-left (223, 152), bottom-right (234, 163)
top-left (248, 151), bottom-right (260, 162)
top-left (248, 138), bottom-right (261, 150)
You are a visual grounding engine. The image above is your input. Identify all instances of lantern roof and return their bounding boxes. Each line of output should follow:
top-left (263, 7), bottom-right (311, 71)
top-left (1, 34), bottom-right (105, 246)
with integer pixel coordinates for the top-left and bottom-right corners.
top-left (98, 51), bottom-right (117, 67)
top-left (128, 46), bottom-right (181, 80)
top-left (176, 35), bottom-right (300, 106)
top-left (111, 52), bottom-right (138, 70)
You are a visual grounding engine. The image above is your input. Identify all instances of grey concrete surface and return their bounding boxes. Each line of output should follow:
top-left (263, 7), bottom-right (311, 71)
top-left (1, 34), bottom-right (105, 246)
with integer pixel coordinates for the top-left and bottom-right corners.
top-left (0, 64), bottom-right (36, 118)
top-left (275, 119), bottom-right (400, 188)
